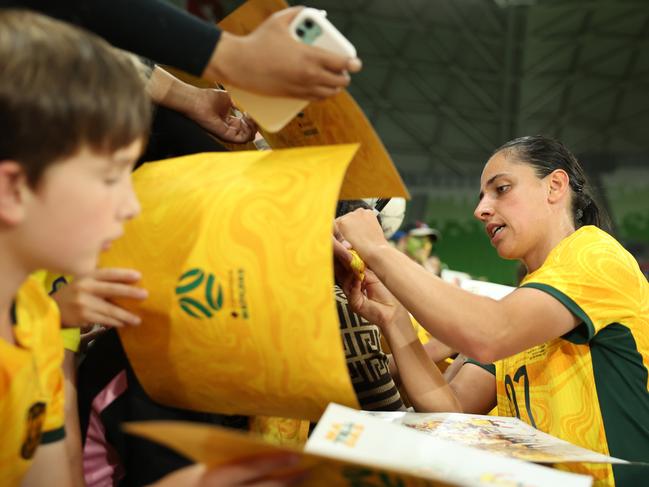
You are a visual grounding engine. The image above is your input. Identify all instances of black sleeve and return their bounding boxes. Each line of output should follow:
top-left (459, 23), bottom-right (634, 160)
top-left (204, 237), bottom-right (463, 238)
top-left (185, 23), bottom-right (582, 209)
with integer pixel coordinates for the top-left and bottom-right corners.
top-left (0, 0), bottom-right (221, 76)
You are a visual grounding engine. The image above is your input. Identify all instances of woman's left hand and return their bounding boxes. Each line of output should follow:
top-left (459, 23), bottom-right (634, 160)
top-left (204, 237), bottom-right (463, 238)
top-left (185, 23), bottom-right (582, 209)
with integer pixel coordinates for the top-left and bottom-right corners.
top-left (336, 209), bottom-right (387, 258)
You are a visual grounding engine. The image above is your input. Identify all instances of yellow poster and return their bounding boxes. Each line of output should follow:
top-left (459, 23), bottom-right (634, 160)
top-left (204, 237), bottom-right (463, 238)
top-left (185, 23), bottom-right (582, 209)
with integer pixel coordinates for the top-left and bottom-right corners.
top-left (125, 421), bottom-right (446, 487)
top-left (101, 145), bottom-right (406, 421)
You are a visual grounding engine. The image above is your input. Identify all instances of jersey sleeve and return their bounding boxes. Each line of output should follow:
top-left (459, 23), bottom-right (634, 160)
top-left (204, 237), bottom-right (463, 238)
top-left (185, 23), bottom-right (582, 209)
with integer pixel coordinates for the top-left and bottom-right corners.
top-left (521, 228), bottom-right (644, 343)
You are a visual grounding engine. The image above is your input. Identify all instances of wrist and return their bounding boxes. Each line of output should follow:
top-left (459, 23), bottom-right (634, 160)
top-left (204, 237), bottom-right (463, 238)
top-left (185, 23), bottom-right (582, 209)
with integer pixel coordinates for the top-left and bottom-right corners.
top-left (204, 31), bottom-right (241, 85)
top-left (363, 243), bottom-right (393, 274)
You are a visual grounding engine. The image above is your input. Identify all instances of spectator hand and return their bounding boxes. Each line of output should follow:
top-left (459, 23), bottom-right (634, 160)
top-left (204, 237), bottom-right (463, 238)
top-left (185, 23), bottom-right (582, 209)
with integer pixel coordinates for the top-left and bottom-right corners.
top-left (209, 7), bottom-right (362, 100)
top-left (187, 88), bottom-right (257, 143)
top-left (153, 453), bottom-right (307, 487)
top-left (51, 268), bottom-right (147, 328)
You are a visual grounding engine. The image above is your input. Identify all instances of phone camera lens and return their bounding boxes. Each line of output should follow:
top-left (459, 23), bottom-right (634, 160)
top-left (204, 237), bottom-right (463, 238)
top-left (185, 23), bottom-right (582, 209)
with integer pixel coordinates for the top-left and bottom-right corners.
top-left (296, 27), bottom-right (305, 37)
top-left (304, 18), bottom-right (314, 29)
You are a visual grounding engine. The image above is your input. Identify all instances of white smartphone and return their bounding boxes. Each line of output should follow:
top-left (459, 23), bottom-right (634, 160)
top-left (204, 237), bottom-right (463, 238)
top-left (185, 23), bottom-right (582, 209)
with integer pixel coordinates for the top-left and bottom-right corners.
top-left (225, 8), bottom-right (357, 133)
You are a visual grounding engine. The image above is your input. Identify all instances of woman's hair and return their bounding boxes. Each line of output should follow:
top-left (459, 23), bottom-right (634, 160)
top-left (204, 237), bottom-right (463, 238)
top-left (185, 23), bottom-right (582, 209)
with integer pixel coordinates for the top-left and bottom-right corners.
top-left (495, 135), bottom-right (610, 230)
top-left (0, 10), bottom-right (152, 186)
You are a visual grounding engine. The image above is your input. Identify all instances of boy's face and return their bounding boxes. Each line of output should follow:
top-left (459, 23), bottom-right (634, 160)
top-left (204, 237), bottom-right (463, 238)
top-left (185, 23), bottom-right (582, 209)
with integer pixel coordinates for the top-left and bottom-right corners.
top-left (19, 139), bottom-right (143, 276)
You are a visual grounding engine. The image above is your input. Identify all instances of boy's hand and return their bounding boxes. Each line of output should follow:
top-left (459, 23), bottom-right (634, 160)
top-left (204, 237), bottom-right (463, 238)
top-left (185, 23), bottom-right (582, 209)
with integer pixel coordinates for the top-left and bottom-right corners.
top-left (51, 268), bottom-right (147, 328)
top-left (208, 7), bottom-right (362, 100)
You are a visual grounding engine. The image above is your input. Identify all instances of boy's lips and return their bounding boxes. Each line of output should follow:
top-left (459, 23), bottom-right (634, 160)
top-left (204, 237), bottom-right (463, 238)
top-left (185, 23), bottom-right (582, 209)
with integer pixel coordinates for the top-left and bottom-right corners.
top-left (101, 233), bottom-right (123, 251)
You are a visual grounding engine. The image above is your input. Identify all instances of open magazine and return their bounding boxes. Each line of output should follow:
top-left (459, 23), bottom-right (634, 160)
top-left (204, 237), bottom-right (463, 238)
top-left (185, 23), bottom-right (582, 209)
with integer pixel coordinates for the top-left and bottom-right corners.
top-left (305, 404), bottom-right (596, 487)
top-left (364, 410), bottom-right (627, 464)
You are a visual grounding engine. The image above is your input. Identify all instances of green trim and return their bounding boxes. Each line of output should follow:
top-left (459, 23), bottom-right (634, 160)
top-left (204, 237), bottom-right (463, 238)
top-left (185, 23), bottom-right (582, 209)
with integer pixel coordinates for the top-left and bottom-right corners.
top-left (465, 359), bottom-right (496, 376)
top-left (591, 323), bottom-right (649, 485)
top-left (41, 427), bottom-right (65, 444)
top-left (520, 282), bottom-right (594, 343)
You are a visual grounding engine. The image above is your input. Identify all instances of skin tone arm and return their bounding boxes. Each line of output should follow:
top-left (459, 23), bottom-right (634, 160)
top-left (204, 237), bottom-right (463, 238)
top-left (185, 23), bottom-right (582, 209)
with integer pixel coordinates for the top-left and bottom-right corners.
top-left (49, 268), bottom-right (149, 486)
top-left (205, 7), bottom-right (362, 101)
top-left (62, 351), bottom-right (84, 487)
top-left (147, 66), bottom-right (257, 144)
top-left (335, 211), bottom-right (579, 364)
top-left (337, 256), bottom-right (495, 414)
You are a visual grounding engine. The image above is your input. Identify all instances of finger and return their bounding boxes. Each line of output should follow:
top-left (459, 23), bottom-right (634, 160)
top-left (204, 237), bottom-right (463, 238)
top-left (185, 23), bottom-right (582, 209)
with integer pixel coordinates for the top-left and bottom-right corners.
top-left (242, 114), bottom-right (258, 136)
top-left (332, 237), bottom-right (352, 265)
top-left (270, 6), bottom-right (305, 26)
top-left (86, 281), bottom-right (148, 300)
top-left (315, 47), bottom-right (362, 75)
top-left (308, 63), bottom-right (351, 89)
top-left (83, 311), bottom-right (125, 328)
top-left (85, 296), bottom-right (142, 326)
top-left (80, 326), bottom-right (108, 342)
top-left (205, 453), bottom-right (301, 484)
top-left (299, 84), bottom-right (341, 101)
top-left (90, 267), bottom-right (142, 283)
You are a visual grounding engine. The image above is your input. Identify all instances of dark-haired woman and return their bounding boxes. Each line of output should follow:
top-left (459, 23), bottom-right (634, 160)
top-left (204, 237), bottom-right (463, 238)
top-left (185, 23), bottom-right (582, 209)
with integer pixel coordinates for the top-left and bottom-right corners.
top-left (335, 136), bottom-right (649, 486)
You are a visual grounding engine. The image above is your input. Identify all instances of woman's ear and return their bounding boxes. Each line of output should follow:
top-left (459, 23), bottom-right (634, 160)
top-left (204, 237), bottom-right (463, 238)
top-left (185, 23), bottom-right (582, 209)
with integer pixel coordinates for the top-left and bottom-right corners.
top-left (547, 169), bottom-right (570, 204)
top-left (0, 161), bottom-right (30, 225)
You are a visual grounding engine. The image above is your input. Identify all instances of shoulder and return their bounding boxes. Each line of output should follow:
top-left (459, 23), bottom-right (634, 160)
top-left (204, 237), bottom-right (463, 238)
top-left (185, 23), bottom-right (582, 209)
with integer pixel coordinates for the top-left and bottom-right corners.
top-left (16, 277), bottom-right (62, 346)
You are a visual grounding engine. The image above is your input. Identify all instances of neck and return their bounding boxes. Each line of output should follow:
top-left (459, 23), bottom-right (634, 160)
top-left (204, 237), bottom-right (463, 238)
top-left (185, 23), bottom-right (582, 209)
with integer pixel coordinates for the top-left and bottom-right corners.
top-left (523, 217), bottom-right (576, 273)
top-left (0, 242), bottom-right (32, 343)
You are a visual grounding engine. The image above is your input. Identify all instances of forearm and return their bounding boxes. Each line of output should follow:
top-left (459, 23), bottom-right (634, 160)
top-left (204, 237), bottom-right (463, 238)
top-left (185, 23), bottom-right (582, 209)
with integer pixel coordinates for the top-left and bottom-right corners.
top-left (63, 351), bottom-right (84, 487)
top-left (147, 66), bottom-right (201, 115)
top-left (366, 245), bottom-right (506, 362)
top-left (383, 308), bottom-right (462, 413)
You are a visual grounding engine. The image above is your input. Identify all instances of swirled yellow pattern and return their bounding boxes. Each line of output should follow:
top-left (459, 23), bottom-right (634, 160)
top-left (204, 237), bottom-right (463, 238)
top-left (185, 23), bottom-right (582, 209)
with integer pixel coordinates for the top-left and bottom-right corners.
top-left (100, 145), bottom-right (407, 421)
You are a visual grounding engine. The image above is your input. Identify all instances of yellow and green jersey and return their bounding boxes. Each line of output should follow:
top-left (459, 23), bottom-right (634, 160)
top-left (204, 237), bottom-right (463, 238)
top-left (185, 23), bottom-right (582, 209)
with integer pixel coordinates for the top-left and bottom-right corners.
top-left (31, 270), bottom-right (80, 352)
top-left (0, 277), bottom-right (66, 485)
top-left (496, 225), bottom-right (649, 486)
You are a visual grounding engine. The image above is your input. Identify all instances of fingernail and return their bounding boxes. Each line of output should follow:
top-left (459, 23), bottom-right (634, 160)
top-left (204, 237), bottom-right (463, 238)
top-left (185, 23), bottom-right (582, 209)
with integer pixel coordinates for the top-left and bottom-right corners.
top-left (348, 58), bottom-right (362, 72)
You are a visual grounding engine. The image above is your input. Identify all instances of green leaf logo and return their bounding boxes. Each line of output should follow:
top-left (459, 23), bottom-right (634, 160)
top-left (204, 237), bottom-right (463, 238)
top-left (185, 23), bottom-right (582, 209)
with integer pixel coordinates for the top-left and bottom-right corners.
top-left (176, 268), bottom-right (224, 319)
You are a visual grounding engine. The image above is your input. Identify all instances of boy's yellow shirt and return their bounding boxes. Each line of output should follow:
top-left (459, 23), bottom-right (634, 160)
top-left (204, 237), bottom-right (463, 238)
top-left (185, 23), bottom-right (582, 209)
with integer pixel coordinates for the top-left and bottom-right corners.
top-left (31, 271), bottom-right (80, 352)
top-left (0, 277), bottom-right (66, 486)
top-left (496, 226), bottom-right (649, 486)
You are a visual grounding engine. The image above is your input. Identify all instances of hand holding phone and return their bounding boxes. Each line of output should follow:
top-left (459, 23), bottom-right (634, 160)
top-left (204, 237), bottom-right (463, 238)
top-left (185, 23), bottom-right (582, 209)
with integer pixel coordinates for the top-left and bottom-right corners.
top-left (224, 7), bottom-right (358, 133)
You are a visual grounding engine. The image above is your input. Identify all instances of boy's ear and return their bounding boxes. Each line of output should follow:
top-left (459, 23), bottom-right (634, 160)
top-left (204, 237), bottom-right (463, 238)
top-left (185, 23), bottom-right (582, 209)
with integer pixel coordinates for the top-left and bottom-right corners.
top-left (0, 161), bottom-right (30, 225)
top-left (547, 169), bottom-right (570, 204)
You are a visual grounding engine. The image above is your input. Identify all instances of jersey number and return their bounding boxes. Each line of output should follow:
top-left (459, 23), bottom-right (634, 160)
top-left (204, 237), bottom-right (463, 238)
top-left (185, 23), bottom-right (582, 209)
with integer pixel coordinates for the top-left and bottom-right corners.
top-left (504, 365), bottom-right (537, 428)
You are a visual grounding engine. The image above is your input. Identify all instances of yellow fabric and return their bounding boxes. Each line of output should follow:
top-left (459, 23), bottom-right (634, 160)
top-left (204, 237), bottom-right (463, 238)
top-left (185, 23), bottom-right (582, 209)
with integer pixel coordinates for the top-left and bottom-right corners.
top-left (496, 226), bottom-right (649, 486)
top-left (31, 271), bottom-right (80, 353)
top-left (0, 277), bottom-right (65, 485)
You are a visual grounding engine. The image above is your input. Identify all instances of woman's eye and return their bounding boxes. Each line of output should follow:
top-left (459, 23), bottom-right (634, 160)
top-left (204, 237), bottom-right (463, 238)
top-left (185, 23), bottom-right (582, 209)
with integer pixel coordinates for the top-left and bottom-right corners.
top-left (496, 184), bottom-right (510, 194)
